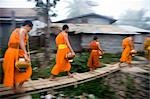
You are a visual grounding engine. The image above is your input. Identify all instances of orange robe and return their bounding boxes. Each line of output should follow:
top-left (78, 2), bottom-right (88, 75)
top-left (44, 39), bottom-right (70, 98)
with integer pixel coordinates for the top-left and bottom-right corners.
top-left (3, 28), bottom-right (32, 87)
top-left (51, 32), bottom-right (71, 75)
top-left (120, 37), bottom-right (134, 64)
top-left (87, 41), bottom-right (100, 69)
top-left (144, 37), bottom-right (150, 60)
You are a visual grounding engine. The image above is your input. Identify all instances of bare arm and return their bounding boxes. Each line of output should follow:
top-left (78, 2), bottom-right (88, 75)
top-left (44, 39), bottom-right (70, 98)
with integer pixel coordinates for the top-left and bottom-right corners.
top-left (130, 39), bottom-right (134, 50)
top-left (19, 28), bottom-right (30, 61)
top-left (144, 38), bottom-right (148, 50)
top-left (63, 32), bottom-right (75, 55)
top-left (19, 28), bottom-right (27, 54)
top-left (97, 42), bottom-right (104, 54)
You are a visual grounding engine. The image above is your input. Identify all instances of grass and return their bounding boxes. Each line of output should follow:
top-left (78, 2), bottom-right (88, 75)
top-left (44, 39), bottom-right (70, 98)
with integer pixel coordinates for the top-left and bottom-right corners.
top-left (31, 52), bottom-right (121, 80)
top-left (136, 51), bottom-right (145, 57)
top-left (0, 51), bottom-right (124, 83)
top-left (31, 58), bottom-right (56, 80)
top-left (57, 78), bottom-right (118, 99)
top-left (71, 52), bottom-right (90, 73)
top-left (124, 75), bottom-right (137, 99)
top-left (31, 78), bottom-right (118, 99)
top-left (71, 52), bottom-right (121, 73)
top-left (32, 93), bottom-right (41, 99)
top-left (101, 53), bottom-right (121, 64)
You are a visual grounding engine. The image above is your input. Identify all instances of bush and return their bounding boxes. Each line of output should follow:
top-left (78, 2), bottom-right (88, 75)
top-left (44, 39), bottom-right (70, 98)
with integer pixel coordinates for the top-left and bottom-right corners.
top-left (136, 51), bottom-right (145, 57)
top-left (31, 52), bottom-right (121, 79)
top-left (101, 53), bottom-right (121, 64)
top-left (57, 78), bottom-right (117, 99)
top-left (71, 52), bottom-right (89, 73)
top-left (31, 58), bottom-right (56, 80)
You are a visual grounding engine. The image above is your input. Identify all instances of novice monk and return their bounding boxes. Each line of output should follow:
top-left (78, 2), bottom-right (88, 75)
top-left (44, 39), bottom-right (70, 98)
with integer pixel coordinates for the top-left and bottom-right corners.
top-left (49, 25), bottom-right (75, 80)
top-left (119, 35), bottom-right (135, 67)
top-left (3, 20), bottom-right (33, 90)
top-left (87, 36), bottom-right (104, 71)
top-left (144, 36), bottom-right (150, 63)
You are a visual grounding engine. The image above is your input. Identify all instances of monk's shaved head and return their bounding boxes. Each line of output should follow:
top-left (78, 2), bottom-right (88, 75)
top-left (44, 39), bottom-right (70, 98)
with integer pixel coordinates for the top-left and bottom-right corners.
top-left (62, 25), bottom-right (69, 30)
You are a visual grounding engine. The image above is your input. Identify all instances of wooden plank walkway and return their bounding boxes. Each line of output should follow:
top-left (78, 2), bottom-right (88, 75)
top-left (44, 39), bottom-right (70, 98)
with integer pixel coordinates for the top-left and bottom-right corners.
top-left (0, 63), bottom-right (120, 99)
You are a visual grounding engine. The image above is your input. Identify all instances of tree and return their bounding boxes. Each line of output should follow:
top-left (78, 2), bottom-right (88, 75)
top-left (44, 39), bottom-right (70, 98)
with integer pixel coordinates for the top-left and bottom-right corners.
top-left (115, 9), bottom-right (150, 30)
top-left (32, 0), bottom-right (60, 67)
top-left (64, 0), bottom-right (98, 18)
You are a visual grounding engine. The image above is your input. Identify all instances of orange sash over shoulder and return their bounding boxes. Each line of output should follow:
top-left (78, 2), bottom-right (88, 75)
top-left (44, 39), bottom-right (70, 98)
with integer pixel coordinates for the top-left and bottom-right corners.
top-left (87, 41), bottom-right (100, 69)
top-left (3, 28), bottom-right (32, 87)
top-left (51, 32), bottom-right (71, 75)
top-left (120, 37), bottom-right (134, 64)
top-left (144, 37), bottom-right (150, 60)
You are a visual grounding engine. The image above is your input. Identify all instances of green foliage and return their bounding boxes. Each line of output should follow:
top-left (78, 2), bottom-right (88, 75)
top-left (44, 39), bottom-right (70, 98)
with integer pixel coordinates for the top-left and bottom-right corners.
top-left (101, 53), bottom-right (121, 64)
top-left (125, 75), bottom-right (137, 97)
top-left (31, 58), bottom-right (56, 80)
top-left (57, 78), bottom-right (118, 99)
top-left (120, 75), bottom-right (137, 99)
top-left (71, 52), bottom-right (89, 73)
top-left (32, 93), bottom-right (40, 99)
top-left (35, 0), bottom-right (60, 17)
top-left (30, 52), bottom-right (122, 98)
top-left (31, 67), bottom-right (51, 80)
top-left (136, 51), bottom-right (145, 57)
top-left (31, 52), bottom-right (121, 79)
top-left (71, 52), bottom-right (121, 73)
top-left (31, 58), bottom-right (41, 68)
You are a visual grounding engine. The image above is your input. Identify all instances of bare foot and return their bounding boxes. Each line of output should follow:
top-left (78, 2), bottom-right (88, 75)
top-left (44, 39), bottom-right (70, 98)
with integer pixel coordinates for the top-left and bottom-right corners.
top-left (89, 68), bottom-right (94, 71)
top-left (119, 62), bottom-right (122, 68)
top-left (49, 75), bottom-right (58, 81)
top-left (49, 78), bottom-right (58, 81)
top-left (13, 87), bottom-right (25, 93)
top-left (68, 73), bottom-right (74, 78)
top-left (18, 82), bottom-right (24, 88)
top-left (13, 85), bottom-right (17, 93)
top-left (128, 64), bottom-right (133, 68)
top-left (89, 68), bottom-right (95, 74)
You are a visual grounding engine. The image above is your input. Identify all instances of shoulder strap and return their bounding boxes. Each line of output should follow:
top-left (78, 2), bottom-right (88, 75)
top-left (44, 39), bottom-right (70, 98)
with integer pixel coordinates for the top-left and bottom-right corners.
top-left (61, 32), bottom-right (67, 44)
top-left (27, 35), bottom-right (31, 63)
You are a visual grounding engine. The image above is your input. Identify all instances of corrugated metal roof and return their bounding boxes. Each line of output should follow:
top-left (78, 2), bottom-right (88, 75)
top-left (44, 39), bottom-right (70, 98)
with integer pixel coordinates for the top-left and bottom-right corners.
top-left (117, 25), bottom-right (150, 33)
top-left (53, 13), bottom-right (116, 23)
top-left (0, 18), bottom-right (35, 21)
top-left (51, 23), bottom-right (140, 34)
top-left (0, 8), bottom-right (37, 17)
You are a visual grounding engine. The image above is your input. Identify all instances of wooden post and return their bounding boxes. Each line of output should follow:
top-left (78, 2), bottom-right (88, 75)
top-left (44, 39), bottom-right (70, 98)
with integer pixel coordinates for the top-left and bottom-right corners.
top-left (11, 10), bottom-right (16, 32)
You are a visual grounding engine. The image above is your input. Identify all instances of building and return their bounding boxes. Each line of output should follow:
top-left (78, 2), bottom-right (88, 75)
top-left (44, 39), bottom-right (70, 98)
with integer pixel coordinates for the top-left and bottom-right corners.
top-left (53, 13), bottom-right (116, 24)
top-left (49, 23), bottom-right (150, 53)
top-left (0, 8), bottom-right (38, 49)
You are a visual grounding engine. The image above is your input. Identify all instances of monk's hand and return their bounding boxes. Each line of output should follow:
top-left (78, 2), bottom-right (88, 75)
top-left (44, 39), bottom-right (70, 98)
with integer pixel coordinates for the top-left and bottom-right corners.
top-left (100, 50), bottom-right (104, 55)
top-left (24, 54), bottom-right (30, 62)
top-left (102, 51), bottom-right (104, 54)
top-left (72, 52), bottom-right (75, 56)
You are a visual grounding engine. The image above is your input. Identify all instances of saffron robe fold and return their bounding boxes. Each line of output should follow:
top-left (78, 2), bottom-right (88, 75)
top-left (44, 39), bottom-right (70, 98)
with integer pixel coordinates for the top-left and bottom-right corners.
top-left (144, 37), bottom-right (150, 60)
top-left (120, 37), bottom-right (134, 64)
top-left (51, 32), bottom-right (71, 75)
top-left (3, 28), bottom-right (32, 87)
top-left (87, 41), bottom-right (101, 69)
